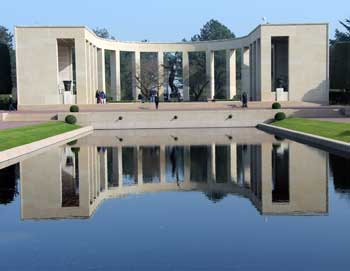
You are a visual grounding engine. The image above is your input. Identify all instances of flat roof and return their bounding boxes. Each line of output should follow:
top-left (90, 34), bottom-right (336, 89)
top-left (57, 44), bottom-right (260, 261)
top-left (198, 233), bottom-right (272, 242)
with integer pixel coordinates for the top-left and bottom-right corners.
top-left (14, 23), bottom-right (329, 44)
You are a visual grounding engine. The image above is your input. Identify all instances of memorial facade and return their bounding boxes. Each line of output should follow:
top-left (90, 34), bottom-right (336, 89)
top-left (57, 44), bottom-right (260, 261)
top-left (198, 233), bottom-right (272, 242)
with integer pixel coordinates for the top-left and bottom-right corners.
top-left (15, 23), bottom-right (329, 107)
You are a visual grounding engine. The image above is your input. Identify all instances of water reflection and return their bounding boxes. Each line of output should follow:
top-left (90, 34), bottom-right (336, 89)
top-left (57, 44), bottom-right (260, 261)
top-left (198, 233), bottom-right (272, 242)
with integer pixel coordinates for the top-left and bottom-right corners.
top-left (166, 146), bottom-right (184, 184)
top-left (272, 143), bottom-right (289, 202)
top-left (329, 154), bottom-right (350, 194)
top-left (0, 164), bottom-right (19, 205)
top-left (6, 137), bottom-right (335, 220)
top-left (62, 147), bottom-right (79, 207)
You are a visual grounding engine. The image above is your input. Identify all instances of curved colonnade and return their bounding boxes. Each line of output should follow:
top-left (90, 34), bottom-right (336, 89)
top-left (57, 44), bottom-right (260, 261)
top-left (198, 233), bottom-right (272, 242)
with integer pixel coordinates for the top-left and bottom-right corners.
top-left (15, 23), bottom-right (329, 106)
top-left (82, 25), bottom-right (259, 102)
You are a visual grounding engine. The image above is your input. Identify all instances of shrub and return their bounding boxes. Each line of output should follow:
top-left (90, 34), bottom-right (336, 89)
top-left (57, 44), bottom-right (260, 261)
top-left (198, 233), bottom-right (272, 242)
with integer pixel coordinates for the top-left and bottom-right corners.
top-left (70, 105), bottom-right (79, 112)
top-left (65, 115), bottom-right (77, 125)
top-left (272, 102), bottom-right (281, 109)
top-left (274, 112), bottom-right (286, 121)
top-left (67, 140), bottom-right (78, 146)
top-left (0, 95), bottom-right (17, 110)
top-left (71, 147), bottom-right (80, 153)
top-left (232, 94), bottom-right (242, 101)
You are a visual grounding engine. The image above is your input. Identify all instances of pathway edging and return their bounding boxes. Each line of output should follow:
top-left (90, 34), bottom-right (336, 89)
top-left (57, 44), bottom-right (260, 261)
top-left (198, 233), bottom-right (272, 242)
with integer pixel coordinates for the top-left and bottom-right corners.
top-left (257, 123), bottom-right (350, 154)
top-left (0, 126), bottom-right (93, 164)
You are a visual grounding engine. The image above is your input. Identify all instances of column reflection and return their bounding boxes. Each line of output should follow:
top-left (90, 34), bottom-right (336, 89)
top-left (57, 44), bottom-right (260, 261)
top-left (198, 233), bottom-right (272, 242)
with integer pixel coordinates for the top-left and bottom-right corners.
top-left (17, 140), bottom-right (329, 220)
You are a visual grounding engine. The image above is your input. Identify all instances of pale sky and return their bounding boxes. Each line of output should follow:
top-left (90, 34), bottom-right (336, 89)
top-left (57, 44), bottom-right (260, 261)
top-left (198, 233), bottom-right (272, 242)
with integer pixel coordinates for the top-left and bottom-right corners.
top-left (1, 0), bottom-right (349, 41)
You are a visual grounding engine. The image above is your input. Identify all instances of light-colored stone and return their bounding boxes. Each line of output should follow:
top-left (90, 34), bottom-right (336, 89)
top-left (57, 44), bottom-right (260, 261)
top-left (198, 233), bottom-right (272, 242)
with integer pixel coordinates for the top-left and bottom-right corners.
top-left (0, 126), bottom-right (93, 164)
top-left (19, 137), bottom-right (328, 220)
top-left (258, 123), bottom-right (350, 154)
top-left (15, 23), bottom-right (329, 105)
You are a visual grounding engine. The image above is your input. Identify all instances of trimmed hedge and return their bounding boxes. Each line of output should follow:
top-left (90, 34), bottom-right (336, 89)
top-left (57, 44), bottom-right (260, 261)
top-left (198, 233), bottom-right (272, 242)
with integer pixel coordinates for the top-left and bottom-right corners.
top-left (274, 112), bottom-right (286, 121)
top-left (67, 139), bottom-right (78, 146)
top-left (65, 115), bottom-right (77, 125)
top-left (330, 90), bottom-right (350, 105)
top-left (272, 102), bottom-right (281, 109)
top-left (0, 96), bottom-right (17, 110)
top-left (70, 105), bottom-right (79, 112)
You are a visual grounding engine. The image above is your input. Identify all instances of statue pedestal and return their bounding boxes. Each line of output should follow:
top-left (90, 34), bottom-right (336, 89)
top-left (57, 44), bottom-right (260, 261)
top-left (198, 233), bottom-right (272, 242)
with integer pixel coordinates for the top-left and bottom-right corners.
top-left (63, 91), bottom-right (72, 104)
top-left (276, 88), bottom-right (288, 101)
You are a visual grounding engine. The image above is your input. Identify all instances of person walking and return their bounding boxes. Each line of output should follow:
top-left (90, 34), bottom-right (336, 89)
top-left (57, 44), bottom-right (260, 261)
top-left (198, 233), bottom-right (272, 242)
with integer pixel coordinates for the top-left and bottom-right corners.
top-left (8, 95), bottom-right (15, 111)
top-left (242, 92), bottom-right (248, 108)
top-left (95, 90), bottom-right (101, 104)
top-left (155, 95), bottom-right (159, 110)
top-left (100, 91), bottom-right (106, 104)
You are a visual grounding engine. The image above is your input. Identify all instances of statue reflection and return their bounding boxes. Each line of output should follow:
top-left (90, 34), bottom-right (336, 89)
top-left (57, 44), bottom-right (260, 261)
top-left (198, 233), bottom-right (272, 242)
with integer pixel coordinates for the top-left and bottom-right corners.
top-left (18, 140), bottom-right (329, 220)
top-left (167, 146), bottom-right (184, 186)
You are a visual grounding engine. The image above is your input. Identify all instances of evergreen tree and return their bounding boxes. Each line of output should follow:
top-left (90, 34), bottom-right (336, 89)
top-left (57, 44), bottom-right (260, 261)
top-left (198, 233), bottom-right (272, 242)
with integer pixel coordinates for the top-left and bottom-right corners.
top-left (331, 18), bottom-right (350, 45)
top-left (0, 26), bottom-right (13, 94)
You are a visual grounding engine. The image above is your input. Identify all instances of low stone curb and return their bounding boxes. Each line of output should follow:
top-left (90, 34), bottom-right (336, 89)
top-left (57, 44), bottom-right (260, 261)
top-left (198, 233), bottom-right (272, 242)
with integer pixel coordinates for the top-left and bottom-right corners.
top-left (0, 126), bottom-right (93, 164)
top-left (257, 123), bottom-right (350, 154)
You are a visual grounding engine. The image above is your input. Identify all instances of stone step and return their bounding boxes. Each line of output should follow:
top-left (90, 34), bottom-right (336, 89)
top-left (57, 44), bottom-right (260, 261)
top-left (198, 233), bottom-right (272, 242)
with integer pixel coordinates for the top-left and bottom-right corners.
top-left (340, 108), bottom-right (350, 117)
top-left (4, 113), bottom-right (58, 122)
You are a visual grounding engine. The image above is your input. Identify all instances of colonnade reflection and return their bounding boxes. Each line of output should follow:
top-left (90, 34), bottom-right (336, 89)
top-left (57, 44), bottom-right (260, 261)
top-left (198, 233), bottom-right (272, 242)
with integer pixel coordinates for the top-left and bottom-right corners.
top-left (18, 138), bottom-right (329, 220)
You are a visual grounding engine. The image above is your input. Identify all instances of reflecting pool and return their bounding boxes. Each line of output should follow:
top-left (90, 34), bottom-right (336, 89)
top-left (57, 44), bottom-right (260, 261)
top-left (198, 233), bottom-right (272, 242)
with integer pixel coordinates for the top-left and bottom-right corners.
top-left (0, 128), bottom-right (349, 270)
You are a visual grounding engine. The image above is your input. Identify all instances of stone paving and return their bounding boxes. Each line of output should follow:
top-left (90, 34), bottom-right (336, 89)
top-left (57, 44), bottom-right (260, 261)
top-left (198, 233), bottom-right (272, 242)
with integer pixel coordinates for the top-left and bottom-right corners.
top-left (12, 101), bottom-right (349, 113)
top-left (0, 121), bottom-right (42, 130)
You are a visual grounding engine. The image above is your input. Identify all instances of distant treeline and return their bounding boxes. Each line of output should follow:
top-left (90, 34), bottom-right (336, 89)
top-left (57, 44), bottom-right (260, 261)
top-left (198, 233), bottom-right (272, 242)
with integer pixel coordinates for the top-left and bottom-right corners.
top-left (330, 42), bottom-right (350, 91)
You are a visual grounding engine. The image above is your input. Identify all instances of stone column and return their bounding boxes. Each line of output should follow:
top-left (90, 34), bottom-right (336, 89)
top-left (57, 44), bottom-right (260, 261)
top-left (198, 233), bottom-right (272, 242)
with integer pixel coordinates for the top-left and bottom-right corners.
top-left (182, 51), bottom-right (190, 101)
top-left (158, 51), bottom-right (164, 100)
top-left (77, 146), bottom-right (90, 208)
top-left (115, 50), bottom-right (121, 101)
top-left (95, 47), bottom-right (99, 93)
top-left (99, 149), bottom-right (108, 192)
top-left (90, 46), bottom-right (94, 101)
top-left (89, 147), bottom-right (95, 201)
top-left (85, 42), bottom-right (90, 104)
top-left (184, 146), bottom-right (191, 185)
top-left (110, 50), bottom-right (121, 101)
top-left (90, 44), bottom-right (94, 104)
top-left (159, 145), bottom-right (166, 183)
top-left (98, 49), bottom-right (106, 91)
top-left (75, 37), bottom-right (88, 104)
top-left (93, 46), bottom-right (97, 94)
top-left (253, 41), bottom-right (257, 101)
top-left (137, 146), bottom-right (143, 185)
top-left (87, 43), bottom-right (93, 104)
top-left (95, 149), bottom-right (99, 196)
top-left (132, 51), bottom-right (141, 99)
top-left (244, 146), bottom-right (251, 188)
top-left (226, 49), bottom-right (236, 99)
top-left (110, 51), bottom-right (117, 100)
top-left (230, 144), bottom-right (237, 183)
top-left (256, 39), bottom-right (261, 101)
top-left (241, 47), bottom-right (250, 97)
top-left (206, 50), bottom-right (215, 99)
top-left (91, 46), bottom-right (95, 94)
top-left (210, 144), bottom-right (216, 182)
top-left (117, 146), bottom-right (123, 188)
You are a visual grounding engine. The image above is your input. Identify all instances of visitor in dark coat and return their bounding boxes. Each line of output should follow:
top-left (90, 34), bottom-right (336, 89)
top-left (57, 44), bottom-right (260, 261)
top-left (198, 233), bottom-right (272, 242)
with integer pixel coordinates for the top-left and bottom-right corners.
top-left (155, 95), bottom-right (159, 110)
top-left (242, 92), bottom-right (248, 108)
top-left (8, 95), bottom-right (15, 111)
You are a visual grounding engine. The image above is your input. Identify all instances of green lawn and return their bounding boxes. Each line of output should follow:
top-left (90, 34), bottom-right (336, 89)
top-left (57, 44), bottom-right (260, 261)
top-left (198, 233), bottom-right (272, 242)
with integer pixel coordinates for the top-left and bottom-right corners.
top-left (273, 118), bottom-right (350, 143)
top-left (0, 122), bottom-right (80, 151)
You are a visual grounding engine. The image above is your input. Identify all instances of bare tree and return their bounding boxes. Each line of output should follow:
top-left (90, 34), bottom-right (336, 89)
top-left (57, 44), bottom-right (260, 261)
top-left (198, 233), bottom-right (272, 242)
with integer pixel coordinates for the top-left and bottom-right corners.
top-left (135, 53), bottom-right (164, 99)
top-left (189, 52), bottom-right (209, 101)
